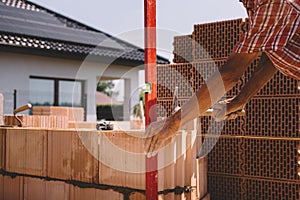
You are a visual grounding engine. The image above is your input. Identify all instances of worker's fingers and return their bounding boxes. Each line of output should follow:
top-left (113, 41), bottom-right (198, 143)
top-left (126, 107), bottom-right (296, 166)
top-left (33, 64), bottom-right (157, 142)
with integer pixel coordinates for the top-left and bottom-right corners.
top-left (213, 107), bottom-right (226, 122)
top-left (214, 109), bottom-right (241, 122)
top-left (144, 122), bottom-right (161, 155)
top-left (213, 97), bottom-right (238, 122)
top-left (145, 133), bottom-right (164, 157)
top-left (213, 101), bottom-right (226, 109)
top-left (144, 117), bottom-right (178, 156)
top-left (154, 135), bottom-right (169, 153)
top-left (212, 100), bottom-right (227, 122)
top-left (144, 120), bottom-right (164, 147)
top-left (148, 135), bottom-right (163, 156)
top-left (144, 137), bottom-right (150, 154)
top-left (224, 112), bottom-right (239, 121)
top-left (148, 136), bottom-right (158, 157)
top-left (213, 97), bottom-right (235, 108)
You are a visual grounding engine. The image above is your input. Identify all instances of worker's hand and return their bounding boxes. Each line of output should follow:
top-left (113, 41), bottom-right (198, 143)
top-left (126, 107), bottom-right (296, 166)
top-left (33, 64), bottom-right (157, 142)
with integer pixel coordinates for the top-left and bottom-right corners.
top-left (212, 97), bottom-right (244, 122)
top-left (144, 111), bottom-right (181, 157)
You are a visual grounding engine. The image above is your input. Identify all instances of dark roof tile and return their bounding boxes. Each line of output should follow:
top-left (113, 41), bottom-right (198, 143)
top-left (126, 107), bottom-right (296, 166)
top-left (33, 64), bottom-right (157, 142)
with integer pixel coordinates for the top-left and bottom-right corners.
top-left (0, 0), bottom-right (169, 64)
top-left (2, 0), bottom-right (44, 12)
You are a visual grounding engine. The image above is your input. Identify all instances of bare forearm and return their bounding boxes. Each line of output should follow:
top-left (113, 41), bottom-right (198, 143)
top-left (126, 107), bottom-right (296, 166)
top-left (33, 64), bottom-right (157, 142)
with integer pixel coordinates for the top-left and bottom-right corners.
top-left (176, 53), bottom-right (259, 126)
top-left (234, 53), bottom-right (277, 105)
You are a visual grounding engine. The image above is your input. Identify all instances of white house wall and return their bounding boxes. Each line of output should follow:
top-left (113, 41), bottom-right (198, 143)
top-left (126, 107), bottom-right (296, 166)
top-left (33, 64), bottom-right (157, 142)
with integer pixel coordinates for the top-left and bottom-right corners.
top-left (0, 52), bottom-right (140, 121)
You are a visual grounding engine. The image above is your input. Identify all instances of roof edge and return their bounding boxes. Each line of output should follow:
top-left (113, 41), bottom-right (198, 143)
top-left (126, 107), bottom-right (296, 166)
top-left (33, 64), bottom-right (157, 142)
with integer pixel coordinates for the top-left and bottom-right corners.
top-left (25, 0), bottom-right (169, 63)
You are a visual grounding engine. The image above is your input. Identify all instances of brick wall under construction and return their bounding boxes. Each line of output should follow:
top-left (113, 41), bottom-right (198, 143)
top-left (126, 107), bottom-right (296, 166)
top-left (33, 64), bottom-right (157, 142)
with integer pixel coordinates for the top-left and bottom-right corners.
top-left (157, 18), bottom-right (300, 199)
top-left (0, 127), bottom-right (202, 200)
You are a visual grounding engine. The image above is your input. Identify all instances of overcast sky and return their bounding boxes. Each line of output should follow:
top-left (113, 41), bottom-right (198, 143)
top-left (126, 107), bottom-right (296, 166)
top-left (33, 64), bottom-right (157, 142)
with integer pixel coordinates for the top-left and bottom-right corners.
top-left (30, 0), bottom-right (248, 61)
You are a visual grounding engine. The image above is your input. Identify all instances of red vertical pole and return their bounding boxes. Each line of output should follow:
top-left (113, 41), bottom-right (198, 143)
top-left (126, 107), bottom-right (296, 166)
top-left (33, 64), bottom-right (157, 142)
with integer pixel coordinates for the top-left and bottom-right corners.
top-left (144, 0), bottom-right (158, 200)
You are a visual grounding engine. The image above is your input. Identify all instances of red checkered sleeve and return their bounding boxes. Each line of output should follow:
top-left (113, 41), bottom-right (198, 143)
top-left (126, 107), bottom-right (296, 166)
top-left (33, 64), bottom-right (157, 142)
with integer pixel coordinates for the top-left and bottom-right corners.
top-left (235, 0), bottom-right (300, 80)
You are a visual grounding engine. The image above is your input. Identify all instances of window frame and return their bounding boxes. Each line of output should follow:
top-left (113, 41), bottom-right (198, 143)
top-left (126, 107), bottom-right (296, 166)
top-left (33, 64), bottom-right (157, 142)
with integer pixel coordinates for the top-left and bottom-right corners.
top-left (29, 75), bottom-right (85, 107)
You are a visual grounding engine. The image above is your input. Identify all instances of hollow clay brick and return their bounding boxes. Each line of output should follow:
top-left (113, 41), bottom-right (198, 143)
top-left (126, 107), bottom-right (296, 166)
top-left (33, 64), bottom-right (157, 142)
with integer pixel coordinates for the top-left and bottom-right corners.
top-left (47, 129), bottom-right (72, 180)
top-left (3, 175), bottom-right (24, 200)
top-left (5, 128), bottom-right (47, 176)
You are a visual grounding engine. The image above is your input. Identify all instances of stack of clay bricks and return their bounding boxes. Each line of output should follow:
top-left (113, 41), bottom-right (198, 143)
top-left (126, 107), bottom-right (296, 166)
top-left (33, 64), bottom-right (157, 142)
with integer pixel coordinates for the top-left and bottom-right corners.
top-left (32, 106), bottom-right (84, 122)
top-left (3, 115), bottom-right (69, 128)
top-left (0, 127), bottom-right (202, 200)
top-left (3, 106), bottom-right (85, 128)
top-left (157, 18), bottom-right (300, 199)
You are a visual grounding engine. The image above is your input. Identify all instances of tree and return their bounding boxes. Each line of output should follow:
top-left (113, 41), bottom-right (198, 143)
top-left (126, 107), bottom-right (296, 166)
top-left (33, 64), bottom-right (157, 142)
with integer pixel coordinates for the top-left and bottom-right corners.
top-left (96, 80), bottom-right (118, 97)
top-left (133, 89), bottom-right (145, 118)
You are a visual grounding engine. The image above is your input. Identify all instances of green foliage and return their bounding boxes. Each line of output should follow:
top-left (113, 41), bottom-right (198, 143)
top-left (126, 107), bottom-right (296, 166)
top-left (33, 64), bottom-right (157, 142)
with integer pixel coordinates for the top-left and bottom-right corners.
top-left (96, 80), bottom-right (119, 97)
top-left (133, 89), bottom-right (145, 118)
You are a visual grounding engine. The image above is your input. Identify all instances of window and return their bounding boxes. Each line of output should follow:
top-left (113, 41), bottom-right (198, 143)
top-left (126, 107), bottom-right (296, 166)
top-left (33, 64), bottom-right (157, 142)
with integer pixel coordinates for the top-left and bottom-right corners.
top-left (29, 76), bottom-right (84, 107)
top-left (29, 78), bottom-right (54, 106)
top-left (59, 80), bottom-right (83, 107)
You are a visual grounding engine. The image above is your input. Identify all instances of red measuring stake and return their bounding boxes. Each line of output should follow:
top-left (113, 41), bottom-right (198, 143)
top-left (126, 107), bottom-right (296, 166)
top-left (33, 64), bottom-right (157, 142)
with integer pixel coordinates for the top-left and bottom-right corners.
top-left (144, 0), bottom-right (158, 199)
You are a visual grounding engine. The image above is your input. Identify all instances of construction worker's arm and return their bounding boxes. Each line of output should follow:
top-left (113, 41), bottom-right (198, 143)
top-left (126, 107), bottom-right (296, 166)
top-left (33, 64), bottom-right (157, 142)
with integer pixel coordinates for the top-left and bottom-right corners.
top-left (145, 52), bottom-right (259, 155)
top-left (213, 53), bottom-right (277, 121)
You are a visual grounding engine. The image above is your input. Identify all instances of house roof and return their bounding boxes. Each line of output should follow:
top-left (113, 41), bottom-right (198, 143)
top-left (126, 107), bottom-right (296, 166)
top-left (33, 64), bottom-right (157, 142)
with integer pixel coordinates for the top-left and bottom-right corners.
top-left (0, 0), bottom-right (169, 65)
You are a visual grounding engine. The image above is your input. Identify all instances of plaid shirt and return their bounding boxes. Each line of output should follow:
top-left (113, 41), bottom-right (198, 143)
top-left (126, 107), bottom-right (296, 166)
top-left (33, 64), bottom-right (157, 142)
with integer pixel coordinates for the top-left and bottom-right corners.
top-left (236, 0), bottom-right (300, 80)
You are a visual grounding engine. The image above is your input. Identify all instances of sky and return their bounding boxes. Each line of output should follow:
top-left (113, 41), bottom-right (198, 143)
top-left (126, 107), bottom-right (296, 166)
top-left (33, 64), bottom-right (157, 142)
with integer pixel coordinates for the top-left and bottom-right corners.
top-left (30, 0), bottom-right (248, 60)
top-left (29, 0), bottom-right (248, 102)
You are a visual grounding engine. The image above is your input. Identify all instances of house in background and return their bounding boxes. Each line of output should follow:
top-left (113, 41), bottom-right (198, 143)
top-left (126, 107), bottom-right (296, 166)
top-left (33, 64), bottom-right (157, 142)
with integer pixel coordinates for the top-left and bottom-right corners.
top-left (0, 0), bottom-right (169, 121)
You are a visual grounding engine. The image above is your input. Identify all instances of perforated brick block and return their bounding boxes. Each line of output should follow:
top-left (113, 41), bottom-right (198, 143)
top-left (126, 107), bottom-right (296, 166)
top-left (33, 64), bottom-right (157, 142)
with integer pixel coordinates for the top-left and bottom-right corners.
top-left (245, 180), bottom-right (300, 200)
top-left (208, 175), bottom-right (244, 200)
top-left (173, 35), bottom-right (193, 63)
top-left (245, 97), bottom-right (299, 137)
top-left (243, 59), bottom-right (299, 96)
top-left (157, 63), bottom-right (194, 99)
top-left (244, 138), bottom-right (299, 181)
top-left (162, 16), bottom-right (300, 200)
top-left (156, 99), bottom-right (188, 118)
top-left (192, 61), bottom-right (242, 97)
top-left (208, 175), bottom-right (300, 200)
top-left (157, 61), bottom-right (242, 116)
top-left (199, 116), bottom-right (246, 136)
top-left (157, 61), bottom-right (299, 104)
top-left (192, 18), bottom-right (249, 61)
top-left (204, 137), bottom-right (242, 175)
